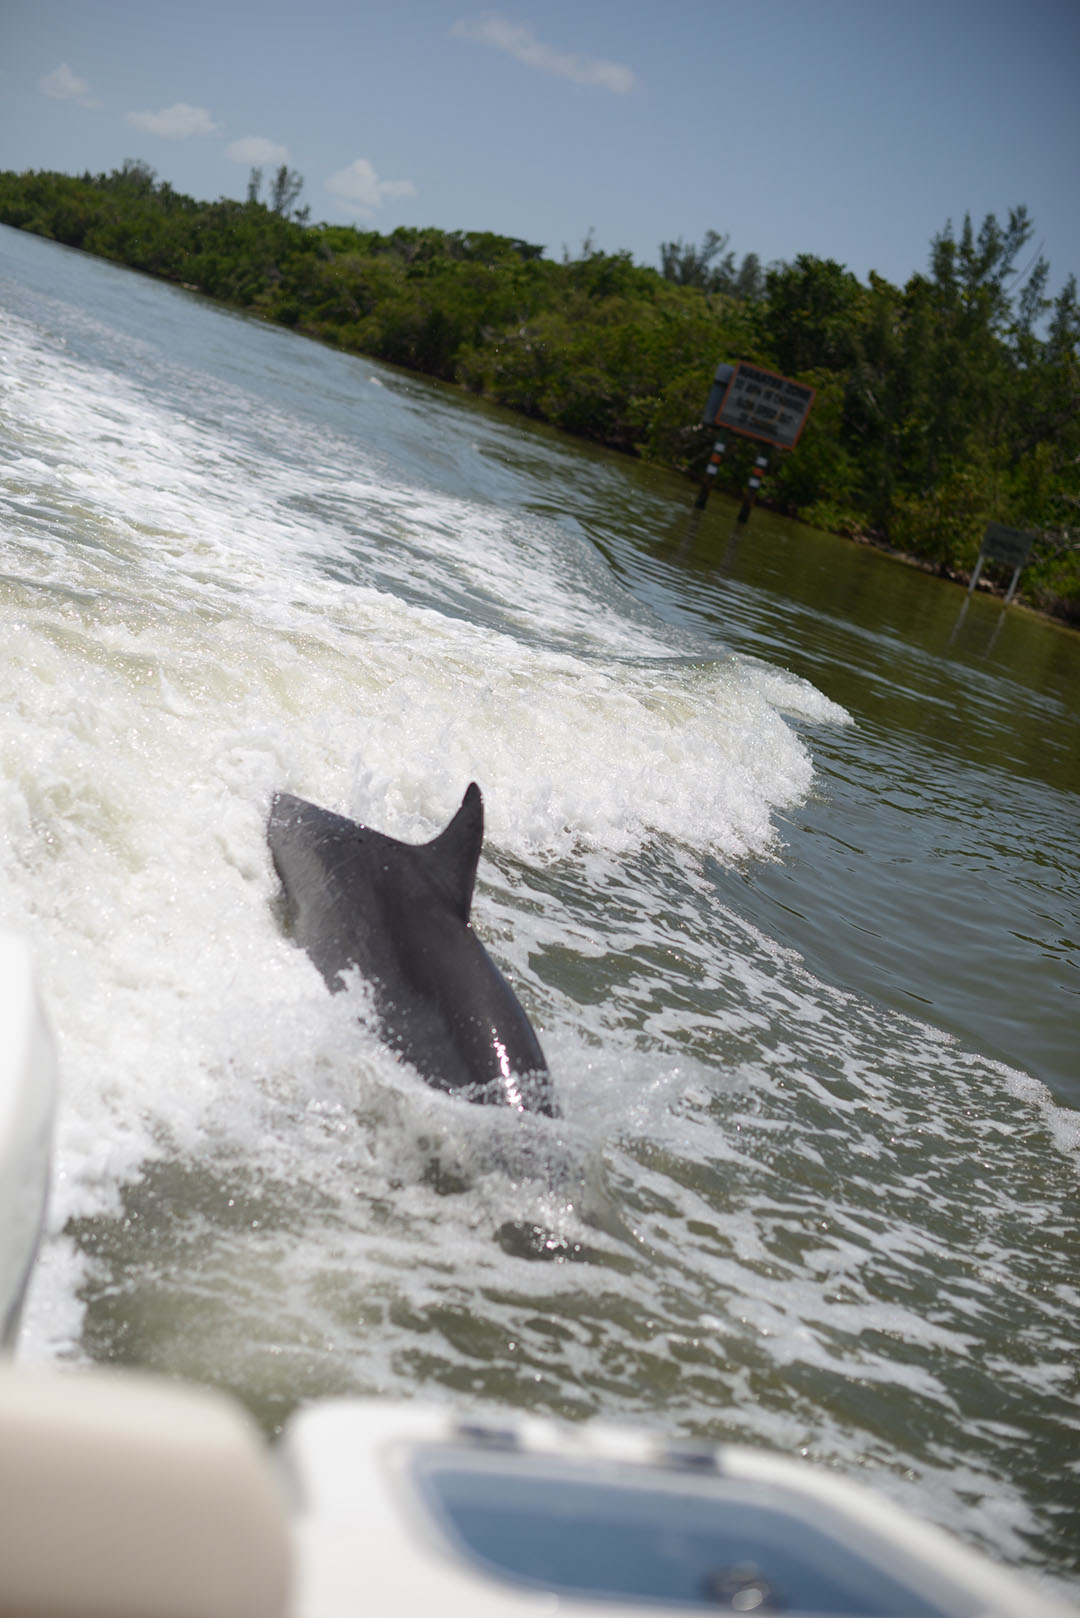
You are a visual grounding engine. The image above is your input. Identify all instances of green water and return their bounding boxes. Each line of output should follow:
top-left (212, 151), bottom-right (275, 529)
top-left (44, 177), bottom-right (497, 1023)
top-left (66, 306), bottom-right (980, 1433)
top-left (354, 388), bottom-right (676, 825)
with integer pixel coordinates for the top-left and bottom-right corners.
top-left (597, 484), bottom-right (1079, 1107)
top-left (4, 223), bottom-right (1078, 1594)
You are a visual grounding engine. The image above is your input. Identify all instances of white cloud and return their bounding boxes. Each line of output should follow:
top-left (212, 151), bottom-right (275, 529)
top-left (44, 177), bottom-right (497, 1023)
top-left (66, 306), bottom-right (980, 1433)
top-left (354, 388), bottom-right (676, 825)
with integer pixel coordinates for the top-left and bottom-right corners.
top-left (325, 159), bottom-right (416, 218)
top-left (226, 136), bottom-right (290, 165)
top-left (450, 14), bottom-right (636, 93)
top-left (126, 103), bottom-right (221, 139)
top-left (38, 63), bottom-right (101, 109)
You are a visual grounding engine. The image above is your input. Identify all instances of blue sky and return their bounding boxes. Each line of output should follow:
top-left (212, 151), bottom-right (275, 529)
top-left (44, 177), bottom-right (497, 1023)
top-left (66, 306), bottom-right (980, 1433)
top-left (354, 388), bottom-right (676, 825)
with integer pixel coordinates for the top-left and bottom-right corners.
top-left (2, 0), bottom-right (1078, 293)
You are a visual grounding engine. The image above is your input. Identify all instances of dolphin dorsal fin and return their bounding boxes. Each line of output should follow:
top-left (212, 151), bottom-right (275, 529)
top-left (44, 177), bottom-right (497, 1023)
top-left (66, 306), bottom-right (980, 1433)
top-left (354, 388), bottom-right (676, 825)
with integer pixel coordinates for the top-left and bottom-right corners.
top-left (424, 782), bottom-right (484, 920)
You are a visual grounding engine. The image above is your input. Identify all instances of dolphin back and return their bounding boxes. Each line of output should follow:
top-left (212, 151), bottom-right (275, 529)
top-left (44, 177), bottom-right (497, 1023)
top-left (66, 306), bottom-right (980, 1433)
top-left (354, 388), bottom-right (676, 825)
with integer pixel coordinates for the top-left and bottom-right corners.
top-left (267, 787), bottom-right (556, 1117)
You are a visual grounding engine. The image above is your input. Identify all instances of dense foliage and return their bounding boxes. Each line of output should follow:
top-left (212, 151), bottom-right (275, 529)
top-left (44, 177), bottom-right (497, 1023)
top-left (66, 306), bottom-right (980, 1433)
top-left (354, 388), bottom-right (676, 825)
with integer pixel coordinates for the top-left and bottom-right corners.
top-left (2, 163), bottom-right (1078, 620)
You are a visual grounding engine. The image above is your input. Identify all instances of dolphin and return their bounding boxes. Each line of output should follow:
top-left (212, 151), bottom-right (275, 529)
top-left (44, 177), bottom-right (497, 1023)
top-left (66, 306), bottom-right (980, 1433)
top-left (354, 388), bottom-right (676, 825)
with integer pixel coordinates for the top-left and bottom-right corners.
top-left (266, 785), bottom-right (556, 1116)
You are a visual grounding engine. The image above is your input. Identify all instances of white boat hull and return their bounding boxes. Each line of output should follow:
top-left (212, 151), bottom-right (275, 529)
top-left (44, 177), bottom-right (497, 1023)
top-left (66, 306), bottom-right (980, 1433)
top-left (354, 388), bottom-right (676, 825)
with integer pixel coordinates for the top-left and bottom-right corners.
top-left (0, 930), bottom-right (57, 1348)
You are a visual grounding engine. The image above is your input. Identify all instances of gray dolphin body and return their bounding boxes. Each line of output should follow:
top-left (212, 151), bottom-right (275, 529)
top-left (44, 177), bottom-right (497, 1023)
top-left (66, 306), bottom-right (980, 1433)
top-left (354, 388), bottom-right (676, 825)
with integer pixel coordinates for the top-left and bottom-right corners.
top-left (267, 785), bottom-right (556, 1116)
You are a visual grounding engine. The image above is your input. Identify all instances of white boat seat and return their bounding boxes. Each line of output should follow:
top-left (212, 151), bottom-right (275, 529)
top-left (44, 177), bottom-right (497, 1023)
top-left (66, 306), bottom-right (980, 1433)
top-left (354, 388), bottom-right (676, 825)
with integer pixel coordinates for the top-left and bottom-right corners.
top-left (0, 1364), bottom-right (291, 1618)
top-left (0, 931), bottom-right (57, 1348)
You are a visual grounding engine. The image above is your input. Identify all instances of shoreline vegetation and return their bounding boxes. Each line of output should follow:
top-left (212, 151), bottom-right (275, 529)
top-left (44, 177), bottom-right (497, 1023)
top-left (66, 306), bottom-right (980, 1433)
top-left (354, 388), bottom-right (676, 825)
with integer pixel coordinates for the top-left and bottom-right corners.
top-left (2, 162), bottom-right (1078, 625)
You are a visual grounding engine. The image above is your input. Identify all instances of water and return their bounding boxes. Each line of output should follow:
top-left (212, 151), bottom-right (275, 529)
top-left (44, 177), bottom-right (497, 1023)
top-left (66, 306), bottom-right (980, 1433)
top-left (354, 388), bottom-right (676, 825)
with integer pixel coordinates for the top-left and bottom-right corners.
top-left (2, 224), bottom-right (1078, 1597)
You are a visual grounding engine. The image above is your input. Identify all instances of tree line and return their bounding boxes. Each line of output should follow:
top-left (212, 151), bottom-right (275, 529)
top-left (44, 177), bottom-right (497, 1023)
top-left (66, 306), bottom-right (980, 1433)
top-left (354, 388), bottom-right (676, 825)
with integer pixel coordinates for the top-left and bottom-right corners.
top-left (1, 162), bottom-right (1077, 621)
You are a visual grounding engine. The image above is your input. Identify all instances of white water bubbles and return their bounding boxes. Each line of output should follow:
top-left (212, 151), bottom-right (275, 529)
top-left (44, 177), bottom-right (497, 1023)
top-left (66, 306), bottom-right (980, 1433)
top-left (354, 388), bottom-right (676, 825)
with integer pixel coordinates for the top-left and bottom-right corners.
top-left (558, 861), bottom-right (1080, 1583)
top-left (7, 232), bottom-right (1078, 1595)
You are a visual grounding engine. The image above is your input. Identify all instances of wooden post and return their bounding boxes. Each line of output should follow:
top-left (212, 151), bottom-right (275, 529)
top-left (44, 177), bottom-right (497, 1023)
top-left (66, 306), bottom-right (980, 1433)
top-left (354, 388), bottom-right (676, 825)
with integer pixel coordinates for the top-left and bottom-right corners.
top-left (694, 438), bottom-right (727, 510)
top-left (736, 450), bottom-right (769, 528)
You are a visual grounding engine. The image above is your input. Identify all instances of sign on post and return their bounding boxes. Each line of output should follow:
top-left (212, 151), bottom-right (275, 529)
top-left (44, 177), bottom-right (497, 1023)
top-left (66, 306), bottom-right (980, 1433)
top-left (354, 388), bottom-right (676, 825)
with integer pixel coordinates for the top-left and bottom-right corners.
top-left (967, 523), bottom-right (1035, 605)
top-left (709, 362), bottom-right (815, 451)
top-left (695, 359), bottom-right (815, 519)
top-left (980, 524), bottom-right (1035, 571)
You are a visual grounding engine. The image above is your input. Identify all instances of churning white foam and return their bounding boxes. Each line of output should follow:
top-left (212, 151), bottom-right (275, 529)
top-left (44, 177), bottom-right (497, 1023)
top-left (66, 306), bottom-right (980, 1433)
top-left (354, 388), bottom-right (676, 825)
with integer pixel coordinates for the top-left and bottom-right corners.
top-left (6, 263), bottom-right (1079, 1595)
top-left (2, 288), bottom-right (850, 1366)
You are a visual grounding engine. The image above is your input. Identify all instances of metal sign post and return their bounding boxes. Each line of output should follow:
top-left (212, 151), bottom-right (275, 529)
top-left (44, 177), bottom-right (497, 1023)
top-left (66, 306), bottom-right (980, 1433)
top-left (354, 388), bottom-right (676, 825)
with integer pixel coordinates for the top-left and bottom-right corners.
top-left (966, 523), bottom-right (1035, 605)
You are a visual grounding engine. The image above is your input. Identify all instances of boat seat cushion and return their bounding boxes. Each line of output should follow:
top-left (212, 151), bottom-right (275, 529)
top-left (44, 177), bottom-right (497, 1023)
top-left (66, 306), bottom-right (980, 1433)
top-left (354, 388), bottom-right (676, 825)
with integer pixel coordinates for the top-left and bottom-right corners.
top-left (0, 1364), bottom-right (290, 1618)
